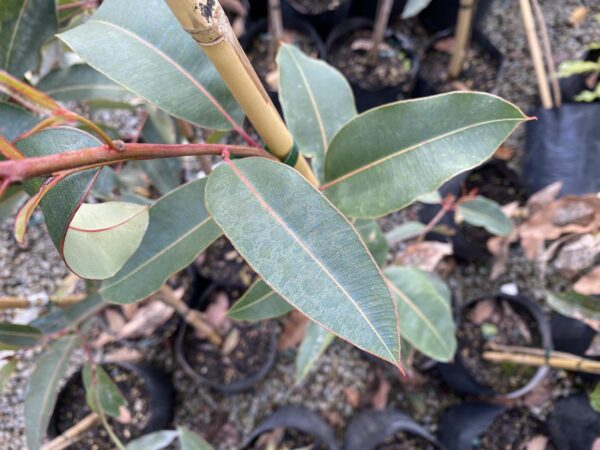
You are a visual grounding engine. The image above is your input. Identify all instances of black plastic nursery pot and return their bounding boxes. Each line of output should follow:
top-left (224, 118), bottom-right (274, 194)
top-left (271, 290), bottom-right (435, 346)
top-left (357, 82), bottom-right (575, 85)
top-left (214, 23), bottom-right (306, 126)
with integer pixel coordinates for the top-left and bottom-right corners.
top-left (547, 394), bottom-right (600, 450)
top-left (419, 0), bottom-right (495, 33)
top-left (241, 17), bottom-right (326, 112)
top-left (175, 282), bottom-right (277, 394)
top-left (349, 0), bottom-right (407, 20)
top-left (550, 312), bottom-right (597, 357)
top-left (437, 402), bottom-right (551, 450)
top-left (418, 160), bottom-right (523, 262)
top-left (436, 294), bottom-right (552, 398)
top-left (414, 28), bottom-right (503, 98)
top-left (281, 0), bottom-right (352, 38)
top-left (344, 409), bottom-right (446, 450)
top-left (242, 405), bottom-right (340, 450)
top-left (48, 363), bottom-right (173, 449)
top-left (326, 18), bottom-right (419, 112)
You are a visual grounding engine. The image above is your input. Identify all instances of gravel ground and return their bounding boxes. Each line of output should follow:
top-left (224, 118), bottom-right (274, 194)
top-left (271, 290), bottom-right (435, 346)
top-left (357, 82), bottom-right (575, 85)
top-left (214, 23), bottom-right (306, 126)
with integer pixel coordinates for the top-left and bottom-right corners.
top-left (1, 1), bottom-right (599, 449)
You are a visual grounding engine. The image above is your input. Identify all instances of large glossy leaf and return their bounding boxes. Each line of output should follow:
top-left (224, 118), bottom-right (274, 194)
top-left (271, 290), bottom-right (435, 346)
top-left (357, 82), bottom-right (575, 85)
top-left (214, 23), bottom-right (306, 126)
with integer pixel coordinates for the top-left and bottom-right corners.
top-left (456, 196), bottom-right (512, 236)
top-left (63, 202), bottom-right (150, 280)
top-left (31, 293), bottom-right (106, 334)
top-left (228, 279), bottom-right (294, 321)
top-left (295, 321), bottom-right (335, 383)
top-left (354, 219), bottom-right (388, 267)
top-left (101, 178), bottom-right (222, 304)
top-left (0, 186), bottom-right (27, 225)
top-left (58, 0), bottom-right (244, 131)
top-left (0, 0), bottom-right (57, 77)
top-left (546, 291), bottom-right (600, 322)
top-left (0, 101), bottom-right (38, 140)
top-left (127, 430), bottom-right (179, 450)
top-left (384, 266), bottom-right (456, 361)
top-left (385, 221), bottom-right (426, 244)
top-left (25, 335), bottom-right (79, 450)
top-left (0, 323), bottom-right (42, 350)
top-left (323, 93), bottom-right (528, 218)
top-left (206, 158), bottom-right (401, 366)
top-left (178, 426), bottom-right (214, 450)
top-left (83, 363), bottom-right (127, 418)
top-left (277, 44), bottom-right (356, 180)
top-left (16, 127), bottom-right (102, 251)
top-left (37, 64), bottom-right (136, 104)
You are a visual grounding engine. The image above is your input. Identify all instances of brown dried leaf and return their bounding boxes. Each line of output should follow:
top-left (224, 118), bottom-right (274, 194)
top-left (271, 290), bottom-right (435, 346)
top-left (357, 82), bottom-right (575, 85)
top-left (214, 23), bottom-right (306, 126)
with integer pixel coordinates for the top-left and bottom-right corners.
top-left (525, 435), bottom-right (549, 450)
top-left (344, 387), bottom-right (360, 409)
top-left (469, 299), bottom-right (496, 325)
top-left (523, 377), bottom-right (553, 408)
top-left (117, 300), bottom-right (175, 339)
top-left (493, 146), bottom-right (515, 161)
top-left (574, 266), bottom-right (600, 296)
top-left (395, 241), bottom-right (452, 271)
top-left (433, 37), bottom-right (454, 53)
top-left (265, 69), bottom-right (279, 91)
top-left (205, 292), bottom-right (231, 331)
top-left (569, 6), bottom-right (589, 26)
top-left (103, 347), bottom-right (143, 363)
top-left (222, 328), bottom-right (241, 356)
top-left (104, 309), bottom-right (126, 334)
top-left (278, 310), bottom-right (308, 350)
top-left (553, 234), bottom-right (600, 276)
top-left (116, 405), bottom-right (132, 424)
top-left (526, 182), bottom-right (562, 213)
top-left (371, 374), bottom-right (391, 410)
top-left (488, 202), bottom-right (519, 280)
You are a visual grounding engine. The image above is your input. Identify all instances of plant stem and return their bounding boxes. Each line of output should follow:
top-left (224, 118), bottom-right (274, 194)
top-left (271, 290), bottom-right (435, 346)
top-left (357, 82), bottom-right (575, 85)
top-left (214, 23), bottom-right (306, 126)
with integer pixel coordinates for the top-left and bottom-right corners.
top-left (159, 285), bottom-right (224, 347)
top-left (448, 0), bottom-right (476, 79)
top-left (483, 344), bottom-right (600, 375)
top-left (369, 0), bottom-right (394, 61)
top-left (0, 142), bottom-right (271, 184)
top-left (417, 194), bottom-right (456, 242)
top-left (518, 0), bottom-right (553, 109)
top-left (530, 0), bottom-right (561, 107)
top-left (268, 0), bottom-right (284, 62)
top-left (41, 413), bottom-right (100, 450)
top-left (177, 119), bottom-right (213, 174)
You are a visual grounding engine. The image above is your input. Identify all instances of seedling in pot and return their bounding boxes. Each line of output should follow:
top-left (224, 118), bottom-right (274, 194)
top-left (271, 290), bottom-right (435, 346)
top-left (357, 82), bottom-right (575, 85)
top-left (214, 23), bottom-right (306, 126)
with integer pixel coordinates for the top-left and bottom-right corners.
top-left (558, 37), bottom-right (600, 102)
top-left (0, 0), bottom-right (528, 446)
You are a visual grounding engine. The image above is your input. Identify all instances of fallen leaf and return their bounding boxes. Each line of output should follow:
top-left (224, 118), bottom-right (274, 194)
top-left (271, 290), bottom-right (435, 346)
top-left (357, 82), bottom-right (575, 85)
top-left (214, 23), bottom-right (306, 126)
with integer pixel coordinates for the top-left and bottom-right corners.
top-left (395, 241), bottom-right (452, 271)
top-left (553, 234), bottom-right (600, 277)
top-left (344, 387), bottom-right (360, 409)
top-left (278, 310), bottom-right (308, 350)
top-left (371, 373), bottom-right (391, 410)
top-left (205, 292), bottom-right (231, 331)
top-left (527, 182), bottom-right (562, 214)
top-left (488, 202), bottom-right (519, 279)
top-left (103, 348), bottom-right (143, 363)
top-left (433, 36), bottom-right (454, 53)
top-left (523, 377), bottom-right (553, 408)
top-left (525, 434), bottom-right (549, 450)
top-left (117, 300), bottom-right (175, 339)
top-left (574, 266), bottom-right (600, 296)
top-left (493, 146), bottom-right (515, 161)
top-left (222, 328), bottom-right (241, 356)
top-left (569, 6), bottom-right (589, 26)
top-left (469, 299), bottom-right (496, 325)
top-left (104, 309), bottom-right (126, 334)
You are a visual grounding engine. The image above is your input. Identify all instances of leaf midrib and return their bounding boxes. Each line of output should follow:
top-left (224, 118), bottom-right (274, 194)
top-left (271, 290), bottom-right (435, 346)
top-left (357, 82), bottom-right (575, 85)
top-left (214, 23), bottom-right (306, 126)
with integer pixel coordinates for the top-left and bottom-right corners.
top-left (222, 161), bottom-right (397, 362)
top-left (5, 0), bottom-right (28, 70)
top-left (323, 117), bottom-right (525, 189)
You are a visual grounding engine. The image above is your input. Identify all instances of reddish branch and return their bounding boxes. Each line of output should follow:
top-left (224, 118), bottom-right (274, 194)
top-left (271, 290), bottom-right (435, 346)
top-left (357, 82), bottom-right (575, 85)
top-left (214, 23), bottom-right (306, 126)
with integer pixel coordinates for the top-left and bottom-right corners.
top-left (0, 142), bottom-right (273, 186)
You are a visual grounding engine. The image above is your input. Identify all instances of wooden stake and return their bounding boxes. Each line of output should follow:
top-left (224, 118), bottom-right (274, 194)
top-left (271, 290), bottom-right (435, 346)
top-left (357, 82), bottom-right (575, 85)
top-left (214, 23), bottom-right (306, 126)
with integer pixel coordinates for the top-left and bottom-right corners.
top-left (158, 285), bottom-right (223, 347)
top-left (369, 0), bottom-right (394, 60)
top-left (448, 0), bottom-right (476, 79)
top-left (0, 293), bottom-right (86, 310)
top-left (483, 344), bottom-right (600, 375)
top-left (530, 0), bottom-right (561, 107)
top-left (164, 0), bottom-right (319, 186)
top-left (518, 0), bottom-right (553, 109)
top-left (42, 413), bottom-right (100, 450)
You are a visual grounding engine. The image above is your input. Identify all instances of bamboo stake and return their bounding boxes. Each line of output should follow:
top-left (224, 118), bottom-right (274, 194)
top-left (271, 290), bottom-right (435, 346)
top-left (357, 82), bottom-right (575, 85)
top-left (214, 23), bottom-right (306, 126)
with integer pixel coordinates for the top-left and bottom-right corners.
top-left (158, 285), bottom-right (223, 347)
top-left (0, 294), bottom-right (86, 310)
top-left (369, 0), bottom-right (394, 60)
top-left (448, 0), bottom-right (476, 79)
top-left (42, 413), bottom-right (100, 450)
top-left (164, 0), bottom-right (319, 186)
top-left (530, 0), bottom-right (561, 107)
top-left (483, 345), bottom-right (600, 375)
top-left (518, 0), bottom-right (553, 109)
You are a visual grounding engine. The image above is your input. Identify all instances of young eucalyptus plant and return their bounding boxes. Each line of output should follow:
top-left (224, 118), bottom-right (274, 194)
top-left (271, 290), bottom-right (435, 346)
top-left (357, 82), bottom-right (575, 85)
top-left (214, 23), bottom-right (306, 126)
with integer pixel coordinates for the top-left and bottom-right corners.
top-left (0, 0), bottom-right (528, 447)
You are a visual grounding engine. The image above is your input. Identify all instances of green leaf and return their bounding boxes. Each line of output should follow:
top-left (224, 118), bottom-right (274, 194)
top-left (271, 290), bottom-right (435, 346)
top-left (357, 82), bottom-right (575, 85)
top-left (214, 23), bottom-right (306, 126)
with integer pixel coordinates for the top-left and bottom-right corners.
top-left (16, 127), bottom-right (102, 251)
top-left (354, 219), bottom-right (389, 267)
top-left (0, 186), bottom-right (27, 225)
top-left (206, 158), bottom-right (401, 366)
top-left (0, 0), bottom-right (57, 77)
top-left (25, 335), bottom-right (79, 450)
top-left (277, 43), bottom-right (356, 181)
top-left (58, 0), bottom-right (244, 131)
top-left (0, 359), bottom-right (17, 394)
top-left (227, 280), bottom-right (294, 321)
top-left (546, 291), bottom-right (600, 322)
top-left (31, 293), bottom-right (106, 334)
top-left (101, 178), bottom-right (221, 304)
top-left (590, 383), bottom-right (600, 413)
top-left (456, 196), bottom-right (512, 236)
top-left (127, 430), bottom-right (179, 450)
top-left (36, 64), bottom-right (136, 103)
top-left (178, 426), bottom-right (214, 450)
top-left (0, 323), bottom-right (42, 350)
top-left (63, 202), bottom-right (150, 280)
top-left (0, 101), bottom-right (39, 140)
top-left (402, 0), bottom-right (433, 18)
top-left (385, 221), bottom-right (425, 244)
top-left (83, 363), bottom-right (127, 418)
top-left (558, 60), bottom-right (600, 78)
top-left (384, 266), bottom-right (456, 362)
top-left (295, 321), bottom-right (335, 383)
top-left (323, 92), bottom-right (528, 218)
top-left (417, 191), bottom-right (442, 204)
